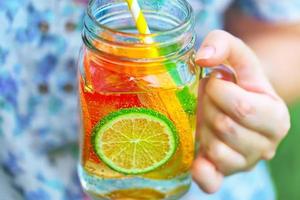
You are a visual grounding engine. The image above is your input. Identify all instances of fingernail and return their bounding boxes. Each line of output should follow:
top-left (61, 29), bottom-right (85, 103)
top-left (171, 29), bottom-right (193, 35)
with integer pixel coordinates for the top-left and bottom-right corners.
top-left (196, 46), bottom-right (215, 60)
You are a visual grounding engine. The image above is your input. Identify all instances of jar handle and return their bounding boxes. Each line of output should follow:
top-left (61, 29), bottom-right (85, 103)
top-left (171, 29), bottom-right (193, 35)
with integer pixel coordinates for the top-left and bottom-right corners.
top-left (200, 62), bottom-right (237, 83)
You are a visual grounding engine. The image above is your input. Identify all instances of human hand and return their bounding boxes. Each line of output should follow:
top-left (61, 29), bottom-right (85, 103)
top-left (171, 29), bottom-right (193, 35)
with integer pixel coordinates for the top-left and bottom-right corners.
top-left (192, 30), bottom-right (290, 193)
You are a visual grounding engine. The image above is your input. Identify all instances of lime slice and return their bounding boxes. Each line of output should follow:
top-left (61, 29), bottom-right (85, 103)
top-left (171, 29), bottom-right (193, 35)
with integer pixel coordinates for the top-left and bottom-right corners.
top-left (92, 108), bottom-right (178, 175)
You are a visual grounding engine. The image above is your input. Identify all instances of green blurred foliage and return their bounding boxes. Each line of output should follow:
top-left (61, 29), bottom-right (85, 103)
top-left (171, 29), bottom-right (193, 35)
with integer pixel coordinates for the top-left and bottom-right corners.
top-left (270, 102), bottom-right (300, 200)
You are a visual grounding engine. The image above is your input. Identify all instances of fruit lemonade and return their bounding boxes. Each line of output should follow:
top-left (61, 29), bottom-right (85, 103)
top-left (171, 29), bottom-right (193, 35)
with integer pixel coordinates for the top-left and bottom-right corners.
top-left (78, 0), bottom-right (199, 199)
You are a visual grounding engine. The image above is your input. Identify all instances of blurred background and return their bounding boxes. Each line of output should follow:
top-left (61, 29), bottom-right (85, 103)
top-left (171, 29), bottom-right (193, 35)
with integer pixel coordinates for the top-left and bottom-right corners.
top-left (270, 103), bottom-right (300, 200)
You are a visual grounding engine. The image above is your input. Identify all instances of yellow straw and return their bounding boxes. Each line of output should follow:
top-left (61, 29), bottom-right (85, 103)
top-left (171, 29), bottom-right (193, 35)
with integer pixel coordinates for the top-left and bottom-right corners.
top-left (126, 0), bottom-right (187, 85)
top-left (125, 0), bottom-right (151, 34)
top-left (125, 0), bottom-right (176, 79)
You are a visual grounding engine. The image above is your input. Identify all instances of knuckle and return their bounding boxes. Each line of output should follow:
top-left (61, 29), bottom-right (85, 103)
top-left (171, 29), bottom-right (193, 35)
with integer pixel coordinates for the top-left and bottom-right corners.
top-left (207, 142), bottom-right (225, 163)
top-left (206, 141), bottom-right (247, 174)
top-left (208, 30), bottom-right (245, 49)
top-left (233, 36), bottom-right (245, 47)
top-left (275, 104), bottom-right (290, 140)
top-left (232, 99), bottom-right (254, 121)
top-left (262, 150), bottom-right (276, 161)
top-left (262, 147), bottom-right (276, 160)
top-left (213, 114), bottom-right (235, 136)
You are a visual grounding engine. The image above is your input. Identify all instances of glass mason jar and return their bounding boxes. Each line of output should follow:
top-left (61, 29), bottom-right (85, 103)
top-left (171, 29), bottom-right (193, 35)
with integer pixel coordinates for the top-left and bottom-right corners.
top-left (78, 0), bottom-right (199, 199)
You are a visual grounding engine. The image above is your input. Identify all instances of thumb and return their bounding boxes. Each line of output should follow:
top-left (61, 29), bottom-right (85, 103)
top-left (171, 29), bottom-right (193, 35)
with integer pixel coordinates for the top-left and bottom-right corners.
top-left (195, 30), bottom-right (275, 95)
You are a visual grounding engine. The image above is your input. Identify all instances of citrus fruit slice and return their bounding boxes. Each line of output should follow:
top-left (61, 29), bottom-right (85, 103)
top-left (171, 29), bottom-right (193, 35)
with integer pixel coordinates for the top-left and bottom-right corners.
top-left (92, 108), bottom-right (178, 175)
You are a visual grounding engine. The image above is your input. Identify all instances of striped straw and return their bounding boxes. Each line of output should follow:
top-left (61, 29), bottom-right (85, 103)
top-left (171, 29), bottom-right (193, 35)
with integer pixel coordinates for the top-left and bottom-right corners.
top-left (125, 0), bottom-right (156, 44)
top-left (125, 0), bottom-right (151, 35)
top-left (125, 0), bottom-right (184, 85)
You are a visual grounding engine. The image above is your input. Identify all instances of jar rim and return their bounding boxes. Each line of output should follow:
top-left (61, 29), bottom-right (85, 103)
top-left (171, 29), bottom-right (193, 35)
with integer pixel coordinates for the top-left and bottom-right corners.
top-left (87, 0), bottom-right (193, 38)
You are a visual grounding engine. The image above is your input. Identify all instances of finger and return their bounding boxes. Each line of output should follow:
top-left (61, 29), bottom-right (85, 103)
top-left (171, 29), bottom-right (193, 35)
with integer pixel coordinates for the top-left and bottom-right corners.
top-left (202, 94), bottom-right (274, 160)
top-left (200, 124), bottom-right (247, 175)
top-left (192, 156), bottom-right (223, 194)
top-left (195, 30), bottom-right (275, 94)
top-left (196, 71), bottom-right (237, 140)
top-left (196, 77), bottom-right (210, 133)
top-left (206, 78), bottom-right (290, 141)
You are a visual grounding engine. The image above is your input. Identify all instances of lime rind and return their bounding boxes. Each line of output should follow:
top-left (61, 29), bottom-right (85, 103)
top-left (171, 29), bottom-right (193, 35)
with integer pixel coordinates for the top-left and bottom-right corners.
top-left (176, 86), bottom-right (197, 115)
top-left (91, 107), bottom-right (179, 175)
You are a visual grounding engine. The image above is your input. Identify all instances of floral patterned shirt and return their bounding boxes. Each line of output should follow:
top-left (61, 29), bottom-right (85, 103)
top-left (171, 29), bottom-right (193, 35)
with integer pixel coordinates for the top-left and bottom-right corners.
top-left (0, 0), bottom-right (299, 199)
